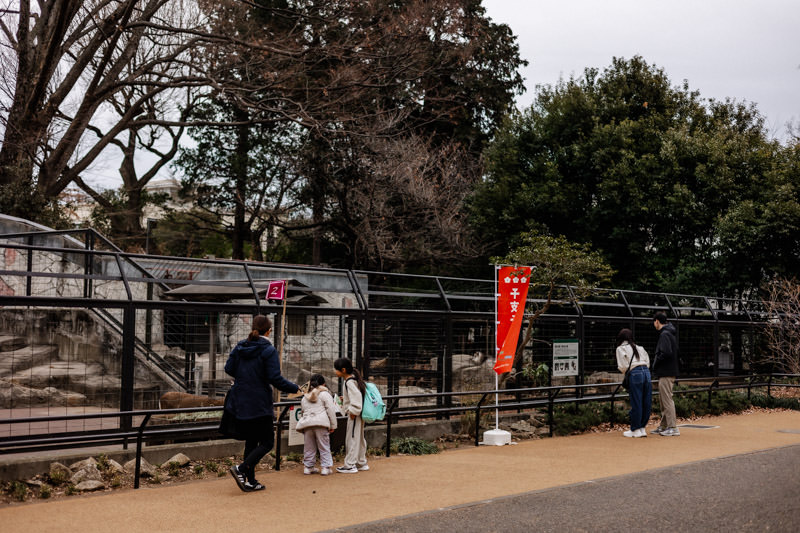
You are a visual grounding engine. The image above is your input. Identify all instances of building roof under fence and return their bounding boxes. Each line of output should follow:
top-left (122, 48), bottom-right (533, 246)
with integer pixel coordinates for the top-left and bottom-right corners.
top-left (161, 279), bottom-right (327, 305)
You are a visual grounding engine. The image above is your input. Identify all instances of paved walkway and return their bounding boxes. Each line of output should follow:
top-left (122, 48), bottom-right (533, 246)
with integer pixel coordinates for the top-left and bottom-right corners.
top-left (2, 410), bottom-right (800, 532)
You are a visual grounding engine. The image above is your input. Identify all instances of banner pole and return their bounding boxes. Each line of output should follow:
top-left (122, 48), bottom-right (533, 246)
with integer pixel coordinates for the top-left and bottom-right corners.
top-left (494, 265), bottom-right (499, 430)
top-left (279, 280), bottom-right (287, 369)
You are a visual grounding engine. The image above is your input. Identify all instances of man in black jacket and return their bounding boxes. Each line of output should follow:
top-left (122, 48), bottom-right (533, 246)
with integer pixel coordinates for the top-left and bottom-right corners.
top-left (651, 312), bottom-right (680, 436)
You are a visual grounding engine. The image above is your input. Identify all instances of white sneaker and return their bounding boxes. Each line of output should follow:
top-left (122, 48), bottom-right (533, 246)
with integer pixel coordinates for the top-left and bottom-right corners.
top-left (303, 466), bottom-right (320, 475)
top-left (357, 464), bottom-right (370, 471)
top-left (635, 428), bottom-right (647, 438)
top-left (623, 430), bottom-right (636, 438)
top-left (336, 465), bottom-right (358, 474)
top-left (320, 467), bottom-right (332, 476)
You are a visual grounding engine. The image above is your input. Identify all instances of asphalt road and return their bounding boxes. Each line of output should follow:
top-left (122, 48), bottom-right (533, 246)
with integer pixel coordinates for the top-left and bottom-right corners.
top-left (334, 444), bottom-right (800, 532)
top-left (3, 411), bottom-right (799, 533)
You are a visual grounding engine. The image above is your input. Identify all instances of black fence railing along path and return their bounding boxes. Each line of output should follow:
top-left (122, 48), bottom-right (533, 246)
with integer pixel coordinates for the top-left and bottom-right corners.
top-left (2, 373), bottom-right (796, 488)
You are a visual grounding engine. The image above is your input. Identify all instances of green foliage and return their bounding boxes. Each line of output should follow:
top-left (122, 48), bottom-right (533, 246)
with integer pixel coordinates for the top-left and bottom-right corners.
top-left (110, 475), bottom-right (122, 488)
top-left (151, 209), bottom-right (232, 259)
top-left (204, 460), bottom-right (219, 473)
top-left (366, 447), bottom-right (384, 457)
top-left (671, 389), bottom-right (751, 418)
top-left (285, 452), bottom-right (303, 463)
top-left (390, 437), bottom-right (440, 455)
top-left (48, 468), bottom-right (69, 486)
top-left (8, 481), bottom-right (28, 502)
top-left (522, 363), bottom-right (550, 387)
top-left (472, 55), bottom-right (795, 295)
top-left (494, 231), bottom-right (615, 293)
top-left (39, 484), bottom-right (52, 499)
top-left (193, 464), bottom-right (205, 476)
top-left (0, 182), bottom-right (73, 229)
top-left (167, 461), bottom-right (182, 477)
top-left (552, 402), bottom-right (629, 436)
top-left (749, 394), bottom-right (800, 411)
top-left (96, 454), bottom-right (110, 472)
top-left (88, 189), bottom-right (169, 251)
top-left (65, 484), bottom-right (76, 496)
top-left (492, 231), bottom-right (613, 373)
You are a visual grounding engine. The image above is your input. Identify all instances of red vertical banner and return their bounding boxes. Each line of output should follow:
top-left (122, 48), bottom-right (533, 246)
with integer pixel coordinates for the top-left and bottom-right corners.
top-left (494, 266), bottom-right (532, 374)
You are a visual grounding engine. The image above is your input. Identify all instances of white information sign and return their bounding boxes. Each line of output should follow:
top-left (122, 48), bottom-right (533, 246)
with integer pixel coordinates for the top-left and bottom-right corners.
top-left (288, 405), bottom-right (304, 446)
top-left (552, 339), bottom-right (579, 377)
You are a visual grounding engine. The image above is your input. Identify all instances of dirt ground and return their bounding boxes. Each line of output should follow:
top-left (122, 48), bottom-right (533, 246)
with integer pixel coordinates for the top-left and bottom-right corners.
top-left (1, 404), bottom-right (794, 506)
top-left (0, 409), bottom-right (799, 533)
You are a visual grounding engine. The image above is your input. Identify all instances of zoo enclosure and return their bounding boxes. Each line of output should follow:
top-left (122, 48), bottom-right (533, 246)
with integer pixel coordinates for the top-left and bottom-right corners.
top-left (0, 224), bottom-right (779, 443)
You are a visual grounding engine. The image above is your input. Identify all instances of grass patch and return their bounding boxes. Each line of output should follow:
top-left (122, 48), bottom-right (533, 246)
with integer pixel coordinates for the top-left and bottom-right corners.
top-left (166, 461), bottom-right (183, 477)
top-left (284, 452), bottom-right (303, 463)
top-left (750, 394), bottom-right (800, 410)
top-left (552, 402), bottom-right (629, 436)
top-left (390, 437), bottom-right (440, 455)
top-left (8, 481), bottom-right (28, 502)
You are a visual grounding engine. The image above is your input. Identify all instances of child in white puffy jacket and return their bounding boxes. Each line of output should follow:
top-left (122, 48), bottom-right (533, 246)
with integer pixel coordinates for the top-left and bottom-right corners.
top-left (296, 374), bottom-right (338, 475)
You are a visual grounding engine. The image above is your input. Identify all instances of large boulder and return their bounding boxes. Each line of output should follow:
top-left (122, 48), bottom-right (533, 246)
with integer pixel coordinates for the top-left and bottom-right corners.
top-left (70, 463), bottom-right (103, 484)
top-left (164, 453), bottom-right (191, 467)
top-left (75, 480), bottom-right (105, 492)
top-left (69, 458), bottom-right (97, 471)
top-left (124, 457), bottom-right (156, 477)
top-left (49, 462), bottom-right (72, 482)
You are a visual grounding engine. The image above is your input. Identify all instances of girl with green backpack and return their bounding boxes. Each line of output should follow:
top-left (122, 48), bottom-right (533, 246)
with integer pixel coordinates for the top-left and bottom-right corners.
top-left (333, 358), bottom-right (369, 474)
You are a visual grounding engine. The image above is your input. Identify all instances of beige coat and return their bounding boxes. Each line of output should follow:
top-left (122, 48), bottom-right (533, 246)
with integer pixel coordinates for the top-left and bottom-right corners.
top-left (296, 386), bottom-right (338, 432)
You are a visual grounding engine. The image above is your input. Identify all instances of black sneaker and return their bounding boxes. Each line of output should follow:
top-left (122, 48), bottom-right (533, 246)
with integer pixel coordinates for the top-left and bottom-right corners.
top-left (229, 465), bottom-right (248, 492)
top-left (244, 481), bottom-right (265, 491)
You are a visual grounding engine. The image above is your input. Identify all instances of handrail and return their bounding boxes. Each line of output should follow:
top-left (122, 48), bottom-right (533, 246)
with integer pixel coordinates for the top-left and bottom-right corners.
top-left (1, 374), bottom-right (798, 488)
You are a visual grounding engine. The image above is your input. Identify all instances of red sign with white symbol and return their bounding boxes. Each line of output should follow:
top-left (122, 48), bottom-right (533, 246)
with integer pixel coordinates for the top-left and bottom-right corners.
top-left (267, 280), bottom-right (286, 300)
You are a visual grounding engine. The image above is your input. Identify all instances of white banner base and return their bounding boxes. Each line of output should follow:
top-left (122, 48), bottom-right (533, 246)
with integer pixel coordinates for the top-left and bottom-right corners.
top-left (480, 428), bottom-right (512, 446)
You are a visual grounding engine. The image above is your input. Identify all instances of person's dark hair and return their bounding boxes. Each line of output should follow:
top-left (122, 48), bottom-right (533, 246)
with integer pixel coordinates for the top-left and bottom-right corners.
top-left (310, 373), bottom-right (326, 388)
top-left (334, 357), bottom-right (366, 396)
top-left (247, 315), bottom-right (272, 342)
top-left (653, 312), bottom-right (668, 325)
top-left (616, 328), bottom-right (640, 360)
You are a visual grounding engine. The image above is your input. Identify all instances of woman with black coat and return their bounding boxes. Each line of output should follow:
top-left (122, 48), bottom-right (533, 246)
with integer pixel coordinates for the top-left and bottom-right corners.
top-left (225, 315), bottom-right (299, 492)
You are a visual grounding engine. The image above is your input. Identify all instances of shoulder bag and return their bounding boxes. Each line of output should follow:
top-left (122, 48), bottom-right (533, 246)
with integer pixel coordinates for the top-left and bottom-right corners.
top-left (621, 345), bottom-right (638, 391)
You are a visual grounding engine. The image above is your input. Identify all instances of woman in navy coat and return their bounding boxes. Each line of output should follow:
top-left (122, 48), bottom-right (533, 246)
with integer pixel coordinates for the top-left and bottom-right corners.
top-left (225, 315), bottom-right (298, 492)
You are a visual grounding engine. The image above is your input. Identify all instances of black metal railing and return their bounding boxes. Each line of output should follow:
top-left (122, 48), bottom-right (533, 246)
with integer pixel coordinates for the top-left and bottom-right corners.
top-left (2, 373), bottom-right (796, 487)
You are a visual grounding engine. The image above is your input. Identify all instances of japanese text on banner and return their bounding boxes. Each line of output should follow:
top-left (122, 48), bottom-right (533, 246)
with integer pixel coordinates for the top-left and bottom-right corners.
top-left (494, 266), bottom-right (532, 374)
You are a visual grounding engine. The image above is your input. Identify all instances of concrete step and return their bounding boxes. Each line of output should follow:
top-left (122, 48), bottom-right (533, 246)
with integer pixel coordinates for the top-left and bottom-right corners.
top-left (0, 335), bottom-right (27, 351)
top-left (0, 344), bottom-right (58, 376)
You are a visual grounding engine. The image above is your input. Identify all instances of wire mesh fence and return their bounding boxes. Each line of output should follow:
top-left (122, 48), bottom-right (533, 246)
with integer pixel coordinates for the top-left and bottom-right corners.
top-left (0, 226), bottom-right (782, 441)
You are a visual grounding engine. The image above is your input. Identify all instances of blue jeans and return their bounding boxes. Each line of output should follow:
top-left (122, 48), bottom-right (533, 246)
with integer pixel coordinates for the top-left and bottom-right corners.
top-left (628, 366), bottom-right (652, 431)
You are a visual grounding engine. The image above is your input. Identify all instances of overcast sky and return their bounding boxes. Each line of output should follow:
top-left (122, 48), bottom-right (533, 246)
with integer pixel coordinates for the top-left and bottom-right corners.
top-left (82, 1), bottom-right (800, 190)
top-left (482, 0), bottom-right (800, 140)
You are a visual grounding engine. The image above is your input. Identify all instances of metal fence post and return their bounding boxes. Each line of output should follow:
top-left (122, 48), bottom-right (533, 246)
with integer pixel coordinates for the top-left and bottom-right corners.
top-left (385, 398), bottom-right (398, 457)
top-left (120, 305), bottom-right (136, 442)
top-left (274, 405), bottom-right (291, 471)
top-left (134, 413), bottom-right (152, 489)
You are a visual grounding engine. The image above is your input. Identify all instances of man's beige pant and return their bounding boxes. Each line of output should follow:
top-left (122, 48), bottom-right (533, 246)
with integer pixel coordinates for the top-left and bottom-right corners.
top-left (657, 376), bottom-right (677, 429)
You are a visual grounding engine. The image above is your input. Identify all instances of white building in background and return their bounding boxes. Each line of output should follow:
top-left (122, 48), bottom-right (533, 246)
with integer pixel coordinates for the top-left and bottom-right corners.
top-left (58, 177), bottom-right (190, 228)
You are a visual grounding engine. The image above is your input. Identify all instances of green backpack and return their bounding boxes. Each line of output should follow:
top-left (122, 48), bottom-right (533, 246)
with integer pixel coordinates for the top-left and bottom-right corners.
top-left (361, 382), bottom-right (386, 423)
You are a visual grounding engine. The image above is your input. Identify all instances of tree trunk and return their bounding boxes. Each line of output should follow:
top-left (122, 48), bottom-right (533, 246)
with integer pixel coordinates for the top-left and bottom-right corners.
top-left (231, 110), bottom-right (250, 260)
